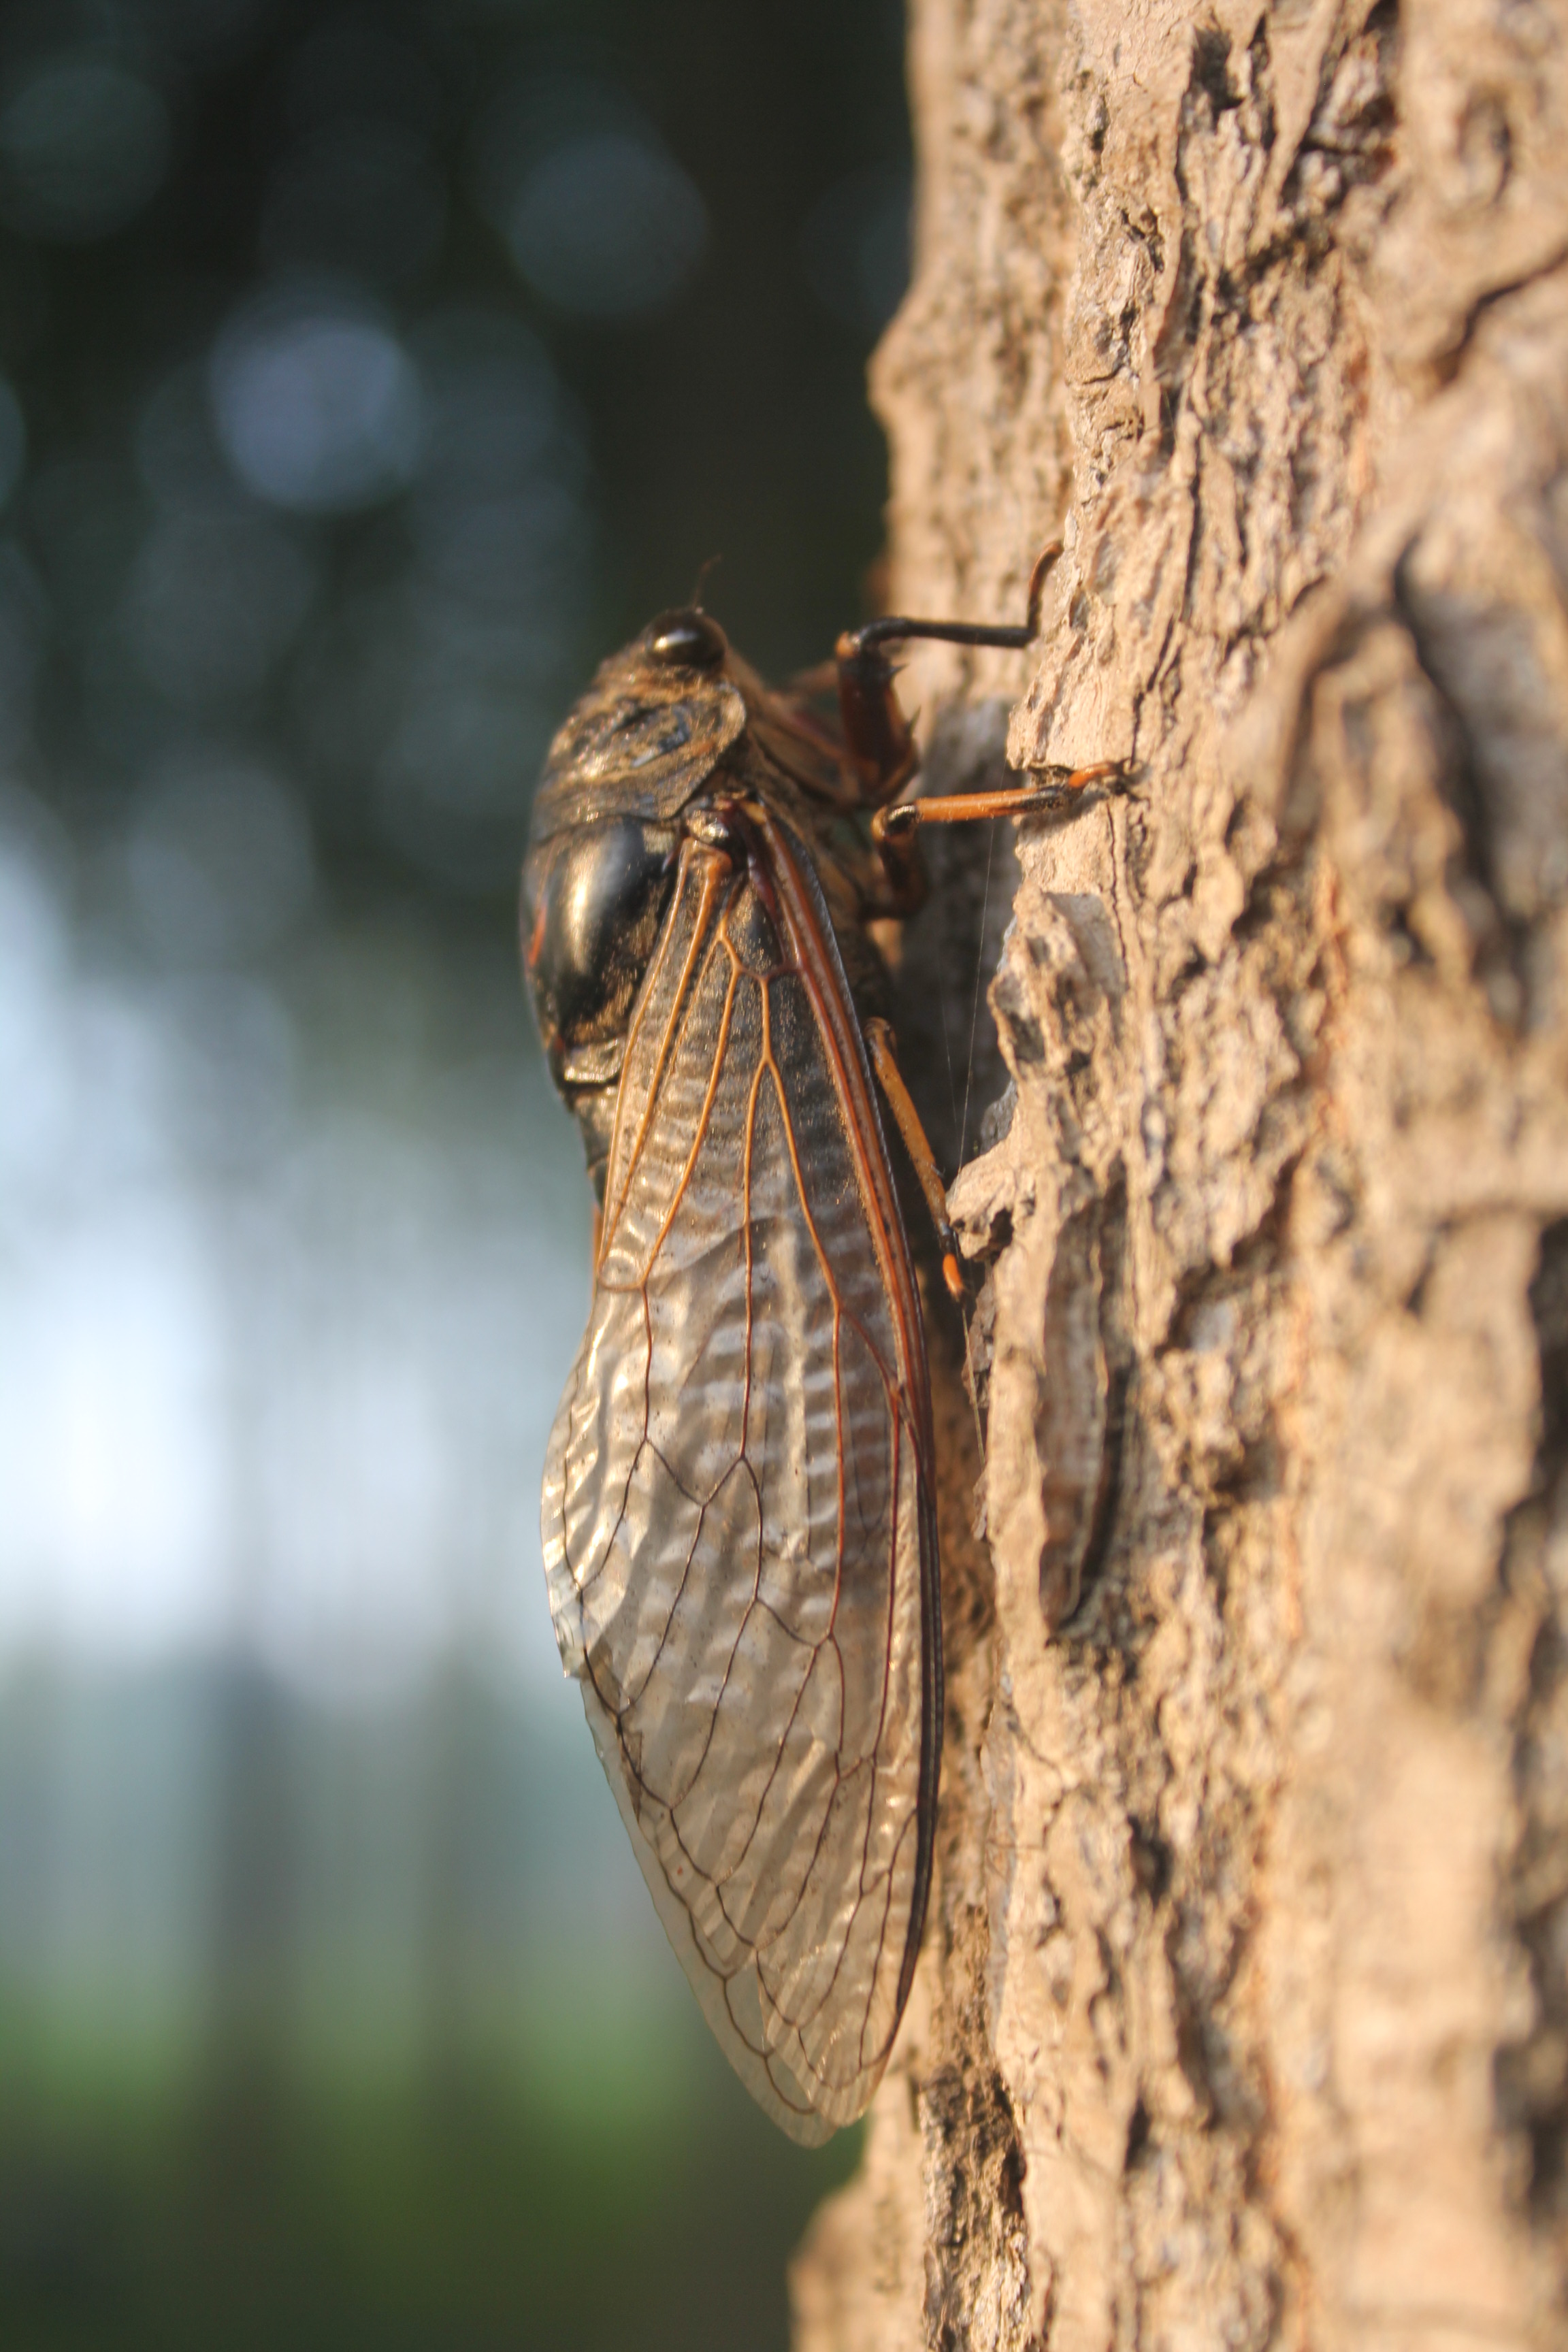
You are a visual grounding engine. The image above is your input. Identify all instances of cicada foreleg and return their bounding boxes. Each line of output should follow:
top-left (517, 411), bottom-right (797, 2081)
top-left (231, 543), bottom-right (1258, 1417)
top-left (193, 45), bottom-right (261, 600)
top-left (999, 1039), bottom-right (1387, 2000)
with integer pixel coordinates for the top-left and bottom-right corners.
top-left (841, 540), bottom-right (1124, 902)
top-left (834, 540), bottom-right (1064, 808)
top-left (869, 760), bottom-right (1126, 856)
top-left (840, 544), bottom-right (1124, 1281)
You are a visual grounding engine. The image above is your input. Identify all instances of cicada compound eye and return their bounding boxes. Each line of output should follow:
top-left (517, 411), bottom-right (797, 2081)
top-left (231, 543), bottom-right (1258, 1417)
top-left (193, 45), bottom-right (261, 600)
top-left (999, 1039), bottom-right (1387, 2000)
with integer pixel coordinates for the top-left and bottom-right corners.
top-left (644, 608), bottom-right (728, 670)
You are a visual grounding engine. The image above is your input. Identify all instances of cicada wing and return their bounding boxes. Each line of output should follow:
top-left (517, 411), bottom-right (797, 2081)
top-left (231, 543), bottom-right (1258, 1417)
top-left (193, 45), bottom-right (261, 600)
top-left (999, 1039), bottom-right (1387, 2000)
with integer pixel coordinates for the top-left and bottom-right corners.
top-left (540, 824), bottom-right (940, 2142)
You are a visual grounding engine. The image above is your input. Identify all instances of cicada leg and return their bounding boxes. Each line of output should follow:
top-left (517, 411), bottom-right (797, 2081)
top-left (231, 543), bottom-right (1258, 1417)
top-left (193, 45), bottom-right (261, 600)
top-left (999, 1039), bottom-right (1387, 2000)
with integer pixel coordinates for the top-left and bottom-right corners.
top-left (834, 540), bottom-right (1064, 806)
top-left (862, 1016), bottom-right (966, 1305)
top-left (841, 544), bottom-right (1124, 1275)
top-left (838, 541), bottom-right (1126, 911)
top-left (869, 761), bottom-right (1126, 855)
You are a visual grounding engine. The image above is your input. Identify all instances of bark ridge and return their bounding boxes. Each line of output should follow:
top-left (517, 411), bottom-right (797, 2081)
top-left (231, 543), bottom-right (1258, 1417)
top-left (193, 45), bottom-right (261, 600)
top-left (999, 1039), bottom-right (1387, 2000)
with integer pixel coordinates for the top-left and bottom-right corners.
top-left (793, 2), bottom-right (1568, 2345)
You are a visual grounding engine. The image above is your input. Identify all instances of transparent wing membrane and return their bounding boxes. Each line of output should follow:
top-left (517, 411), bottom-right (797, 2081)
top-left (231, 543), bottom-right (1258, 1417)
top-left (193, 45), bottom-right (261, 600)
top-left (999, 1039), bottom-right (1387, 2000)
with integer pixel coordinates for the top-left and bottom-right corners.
top-left (540, 823), bottom-right (938, 2140)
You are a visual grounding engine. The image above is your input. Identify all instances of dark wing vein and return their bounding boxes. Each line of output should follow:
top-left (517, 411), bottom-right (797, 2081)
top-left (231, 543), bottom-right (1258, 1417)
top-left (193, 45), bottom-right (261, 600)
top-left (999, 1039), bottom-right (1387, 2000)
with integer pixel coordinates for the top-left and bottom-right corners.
top-left (540, 826), bottom-right (939, 2142)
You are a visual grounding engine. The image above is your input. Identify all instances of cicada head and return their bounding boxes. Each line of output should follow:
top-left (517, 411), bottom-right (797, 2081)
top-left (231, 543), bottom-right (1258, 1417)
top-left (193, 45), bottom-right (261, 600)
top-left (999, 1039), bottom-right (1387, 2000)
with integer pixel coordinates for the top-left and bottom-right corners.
top-left (529, 606), bottom-right (747, 847)
top-left (523, 606), bottom-right (753, 1196)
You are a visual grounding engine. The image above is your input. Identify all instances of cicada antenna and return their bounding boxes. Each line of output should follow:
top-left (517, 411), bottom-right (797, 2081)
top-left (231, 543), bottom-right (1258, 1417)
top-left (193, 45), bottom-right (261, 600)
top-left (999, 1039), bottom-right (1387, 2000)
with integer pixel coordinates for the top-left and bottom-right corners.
top-left (690, 553), bottom-right (723, 608)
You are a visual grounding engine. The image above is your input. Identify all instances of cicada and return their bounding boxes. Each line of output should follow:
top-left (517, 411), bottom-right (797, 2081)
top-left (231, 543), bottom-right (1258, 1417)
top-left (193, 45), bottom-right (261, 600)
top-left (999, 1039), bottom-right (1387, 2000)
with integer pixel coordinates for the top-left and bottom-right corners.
top-left (521, 549), bottom-right (1113, 2141)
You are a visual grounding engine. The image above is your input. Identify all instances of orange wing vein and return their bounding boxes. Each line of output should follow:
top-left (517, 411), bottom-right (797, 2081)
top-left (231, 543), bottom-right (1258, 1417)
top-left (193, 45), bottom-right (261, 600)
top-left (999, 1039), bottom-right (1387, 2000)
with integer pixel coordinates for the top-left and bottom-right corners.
top-left (540, 819), bottom-right (940, 2141)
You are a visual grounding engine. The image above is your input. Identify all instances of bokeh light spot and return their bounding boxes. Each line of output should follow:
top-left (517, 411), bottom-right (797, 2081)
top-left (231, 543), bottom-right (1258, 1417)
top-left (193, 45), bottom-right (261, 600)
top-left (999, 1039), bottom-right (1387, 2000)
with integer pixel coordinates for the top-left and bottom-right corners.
top-left (210, 287), bottom-right (422, 512)
top-left (0, 54), bottom-right (171, 242)
top-left (505, 132), bottom-right (708, 321)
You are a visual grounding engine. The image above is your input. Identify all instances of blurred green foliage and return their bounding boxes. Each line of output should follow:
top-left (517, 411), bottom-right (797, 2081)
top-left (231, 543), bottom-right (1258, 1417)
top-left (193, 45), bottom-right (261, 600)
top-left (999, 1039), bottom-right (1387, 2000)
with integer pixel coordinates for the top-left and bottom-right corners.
top-left (0, 0), bottom-right (906, 2342)
top-left (0, 2053), bottom-right (861, 2351)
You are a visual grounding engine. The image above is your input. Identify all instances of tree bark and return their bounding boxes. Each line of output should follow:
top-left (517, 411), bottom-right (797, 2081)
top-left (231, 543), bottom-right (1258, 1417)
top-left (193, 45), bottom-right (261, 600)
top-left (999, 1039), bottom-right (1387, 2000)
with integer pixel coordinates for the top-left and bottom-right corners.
top-left (791, 3), bottom-right (1568, 2346)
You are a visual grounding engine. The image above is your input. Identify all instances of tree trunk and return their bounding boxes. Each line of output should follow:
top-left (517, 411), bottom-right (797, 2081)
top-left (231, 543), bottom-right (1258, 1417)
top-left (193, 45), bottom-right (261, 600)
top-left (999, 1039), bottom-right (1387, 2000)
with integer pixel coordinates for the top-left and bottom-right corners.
top-left (791, 3), bottom-right (1568, 2346)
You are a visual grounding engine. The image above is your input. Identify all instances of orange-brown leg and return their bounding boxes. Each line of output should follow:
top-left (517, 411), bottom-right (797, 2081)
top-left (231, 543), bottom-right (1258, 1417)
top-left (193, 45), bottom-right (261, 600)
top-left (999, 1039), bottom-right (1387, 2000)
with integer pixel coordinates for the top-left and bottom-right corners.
top-left (840, 550), bottom-right (1120, 1263)
top-left (863, 1017), bottom-right (966, 1303)
top-left (860, 750), bottom-right (1125, 1294)
top-left (869, 759), bottom-right (1126, 852)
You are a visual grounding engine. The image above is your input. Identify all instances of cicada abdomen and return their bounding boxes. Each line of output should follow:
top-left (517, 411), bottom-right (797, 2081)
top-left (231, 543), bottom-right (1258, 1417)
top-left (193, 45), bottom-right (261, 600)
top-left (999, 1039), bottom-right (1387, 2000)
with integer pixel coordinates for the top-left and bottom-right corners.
top-left (521, 567), bottom-right (1116, 2140)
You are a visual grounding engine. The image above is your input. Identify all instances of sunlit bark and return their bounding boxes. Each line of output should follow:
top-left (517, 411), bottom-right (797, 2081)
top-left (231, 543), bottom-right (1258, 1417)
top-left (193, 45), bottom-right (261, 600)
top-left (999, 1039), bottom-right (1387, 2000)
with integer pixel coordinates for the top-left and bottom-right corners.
top-left (794, 2), bottom-right (1568, 2343)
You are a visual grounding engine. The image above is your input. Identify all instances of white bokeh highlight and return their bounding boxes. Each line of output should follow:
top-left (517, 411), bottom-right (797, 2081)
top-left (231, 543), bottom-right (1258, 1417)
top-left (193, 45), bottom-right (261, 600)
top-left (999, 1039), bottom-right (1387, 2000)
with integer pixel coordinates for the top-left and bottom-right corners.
top-left (0, 814), bottom-right (587, 1699)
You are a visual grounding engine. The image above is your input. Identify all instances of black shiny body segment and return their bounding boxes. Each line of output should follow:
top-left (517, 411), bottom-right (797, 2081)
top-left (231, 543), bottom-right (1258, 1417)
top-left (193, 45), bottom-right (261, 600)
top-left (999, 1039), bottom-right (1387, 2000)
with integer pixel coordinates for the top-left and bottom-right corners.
top-left (525, 806), bottom-right (675, 1036)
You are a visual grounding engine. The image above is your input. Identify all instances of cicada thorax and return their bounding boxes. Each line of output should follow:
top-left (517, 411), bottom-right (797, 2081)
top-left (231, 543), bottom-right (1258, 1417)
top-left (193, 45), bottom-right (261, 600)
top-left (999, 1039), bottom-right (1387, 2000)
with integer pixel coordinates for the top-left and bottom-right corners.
top-left (523, 604), bottom-right (898, 1204)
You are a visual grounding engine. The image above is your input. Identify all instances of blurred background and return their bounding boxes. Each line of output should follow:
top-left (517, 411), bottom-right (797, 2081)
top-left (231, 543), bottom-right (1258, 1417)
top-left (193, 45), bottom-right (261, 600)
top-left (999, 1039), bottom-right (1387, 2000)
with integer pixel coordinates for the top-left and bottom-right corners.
top-left (0, 0), bottom-right (911, 2342)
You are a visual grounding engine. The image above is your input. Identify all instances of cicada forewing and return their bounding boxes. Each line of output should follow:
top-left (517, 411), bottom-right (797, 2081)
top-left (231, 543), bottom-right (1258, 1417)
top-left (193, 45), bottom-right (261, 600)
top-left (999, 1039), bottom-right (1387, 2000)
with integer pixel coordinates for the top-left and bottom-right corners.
top-left (540, 808), bottom-right (941, 2144)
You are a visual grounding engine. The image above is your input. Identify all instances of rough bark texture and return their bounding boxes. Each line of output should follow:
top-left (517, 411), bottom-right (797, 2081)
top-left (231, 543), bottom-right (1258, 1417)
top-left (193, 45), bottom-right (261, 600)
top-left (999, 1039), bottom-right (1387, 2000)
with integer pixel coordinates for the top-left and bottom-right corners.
top-left (791, 3), bottom-right (1568, 2347)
